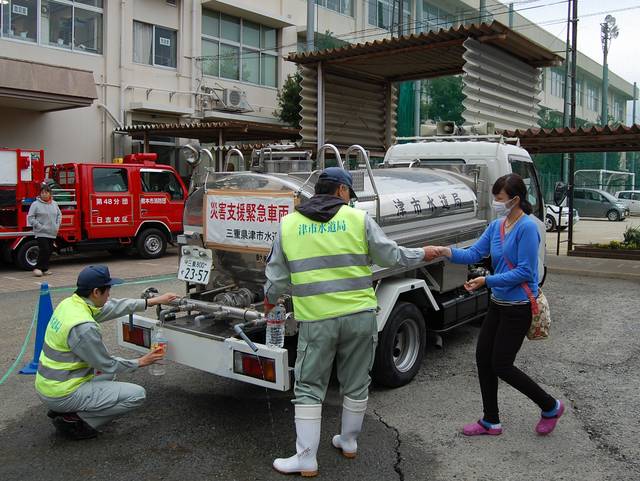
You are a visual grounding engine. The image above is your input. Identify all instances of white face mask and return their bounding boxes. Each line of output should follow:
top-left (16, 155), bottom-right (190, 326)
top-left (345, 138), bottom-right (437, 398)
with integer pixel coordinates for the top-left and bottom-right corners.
top-left (493, 198), bottom-right (515, 217)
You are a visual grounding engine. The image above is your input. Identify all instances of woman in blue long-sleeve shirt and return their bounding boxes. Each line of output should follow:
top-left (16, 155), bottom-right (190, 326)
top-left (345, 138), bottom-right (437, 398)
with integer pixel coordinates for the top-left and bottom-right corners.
top-left (431, 174), bottom-right (564, 437)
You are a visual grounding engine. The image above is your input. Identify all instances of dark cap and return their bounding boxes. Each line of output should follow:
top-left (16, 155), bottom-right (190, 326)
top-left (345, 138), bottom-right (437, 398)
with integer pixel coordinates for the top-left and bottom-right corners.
top-left (77, 265), bottom-right (123, 290)
top-left (318, 167), bottom-right (357, 200)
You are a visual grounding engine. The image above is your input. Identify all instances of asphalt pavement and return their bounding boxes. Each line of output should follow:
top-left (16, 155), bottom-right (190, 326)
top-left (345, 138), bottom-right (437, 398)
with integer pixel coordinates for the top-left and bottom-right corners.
top-left (0, 262), bottom-right (639, 480)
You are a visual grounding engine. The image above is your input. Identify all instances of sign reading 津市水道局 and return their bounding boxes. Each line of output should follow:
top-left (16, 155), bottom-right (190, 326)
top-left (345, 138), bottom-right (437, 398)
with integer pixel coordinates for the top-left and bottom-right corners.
top-left (204, 190), bottom-right (295, 253)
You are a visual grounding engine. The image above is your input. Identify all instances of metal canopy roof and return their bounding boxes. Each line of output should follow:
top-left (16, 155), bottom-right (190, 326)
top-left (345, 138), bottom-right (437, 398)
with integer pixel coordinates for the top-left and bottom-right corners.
top-left (501, 125), bottom-right (640, 153)
top-left (118, 120), bottom-right (300, 143)
top-left (288, 21), bottom-right (562, 82)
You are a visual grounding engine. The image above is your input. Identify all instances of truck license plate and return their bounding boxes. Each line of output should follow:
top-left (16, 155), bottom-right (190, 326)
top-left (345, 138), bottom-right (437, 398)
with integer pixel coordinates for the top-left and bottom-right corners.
top-left (178, 246), bottom-right (213, 285)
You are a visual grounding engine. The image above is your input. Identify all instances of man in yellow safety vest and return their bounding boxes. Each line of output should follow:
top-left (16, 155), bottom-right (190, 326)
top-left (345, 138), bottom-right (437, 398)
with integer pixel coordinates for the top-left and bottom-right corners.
top-left (35, 265), bottom-right (177, 439)
top-left (265, 167), bottom-right (437, 476)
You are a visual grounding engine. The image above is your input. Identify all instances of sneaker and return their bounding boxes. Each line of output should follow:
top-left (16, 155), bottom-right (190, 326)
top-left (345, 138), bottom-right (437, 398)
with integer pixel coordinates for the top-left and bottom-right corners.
top-left (44, 270), bottom-right (53, 276)
top-left (463, 420), bottom-right (503, 436)
top-left (536, 400), bottom-right (565, 435)
top-left (33, 269), bottom-right (43, 277)
top-left (52, 415), bottom-right (99, 440)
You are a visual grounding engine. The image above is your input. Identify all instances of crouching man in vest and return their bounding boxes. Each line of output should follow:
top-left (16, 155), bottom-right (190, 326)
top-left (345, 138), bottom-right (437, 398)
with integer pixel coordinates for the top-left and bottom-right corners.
top-left (35, 265), bottom-right (178, 440)
top-left (265, 167), bottom-right (437, 476)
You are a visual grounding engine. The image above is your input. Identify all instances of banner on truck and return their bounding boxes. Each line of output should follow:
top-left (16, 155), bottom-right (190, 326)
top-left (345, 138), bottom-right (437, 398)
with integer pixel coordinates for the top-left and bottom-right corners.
top-left (204, 190), bottom-right (296, 253)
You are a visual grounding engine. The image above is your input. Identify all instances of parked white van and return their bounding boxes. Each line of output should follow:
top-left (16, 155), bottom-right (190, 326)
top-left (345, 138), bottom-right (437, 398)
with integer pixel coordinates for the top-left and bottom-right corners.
top-left (615, 190), bottom-right (640, 215)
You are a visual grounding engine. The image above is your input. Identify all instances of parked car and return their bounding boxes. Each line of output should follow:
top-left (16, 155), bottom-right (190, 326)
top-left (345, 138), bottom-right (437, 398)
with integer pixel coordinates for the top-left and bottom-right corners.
top-left (573, 188), bottom-right (627, 221)
top-left (614, 190), bottom-right (640, 215)
top-left (545, 204), bottom-right (579, 232)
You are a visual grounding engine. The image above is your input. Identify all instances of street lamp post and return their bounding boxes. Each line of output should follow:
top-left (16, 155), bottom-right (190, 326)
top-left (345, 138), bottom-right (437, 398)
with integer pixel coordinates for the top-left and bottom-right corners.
top-left (601, 15), bottom-right (619, 171)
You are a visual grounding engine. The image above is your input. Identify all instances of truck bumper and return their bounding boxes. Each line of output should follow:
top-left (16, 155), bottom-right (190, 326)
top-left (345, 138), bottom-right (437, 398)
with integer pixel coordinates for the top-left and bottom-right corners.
top-left (116, 314), bottom-right (291, 391)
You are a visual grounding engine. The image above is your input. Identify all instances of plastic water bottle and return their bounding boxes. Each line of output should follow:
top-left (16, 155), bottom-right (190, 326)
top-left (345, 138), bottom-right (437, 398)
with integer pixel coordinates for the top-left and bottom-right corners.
top-left (149, 327), bottom-right (168, 376)
top-left (265, 304), bottom-right (286, 348)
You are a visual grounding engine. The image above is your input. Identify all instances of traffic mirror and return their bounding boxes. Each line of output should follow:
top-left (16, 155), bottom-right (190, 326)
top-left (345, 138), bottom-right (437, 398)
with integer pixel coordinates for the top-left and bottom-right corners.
top-left (554, 182), bottom-right (568, 206)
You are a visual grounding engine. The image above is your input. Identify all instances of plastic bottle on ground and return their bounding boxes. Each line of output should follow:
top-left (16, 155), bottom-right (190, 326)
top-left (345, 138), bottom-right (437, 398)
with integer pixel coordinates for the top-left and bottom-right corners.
top-left (265, 304), bottom-right (286, 348)
top-left (149, 326), bottom-right (168, 376)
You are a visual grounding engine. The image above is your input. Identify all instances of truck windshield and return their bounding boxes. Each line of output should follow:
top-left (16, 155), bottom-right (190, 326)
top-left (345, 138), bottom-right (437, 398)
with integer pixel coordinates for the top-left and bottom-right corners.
top-left (508, 156), bottom-right (544, 221)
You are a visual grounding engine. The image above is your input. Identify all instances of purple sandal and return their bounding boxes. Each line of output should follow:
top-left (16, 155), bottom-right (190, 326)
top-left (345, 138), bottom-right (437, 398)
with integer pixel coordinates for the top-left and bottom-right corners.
top-left (463, 420), bottom-right (503, 436)
top-left (536, 400), bottom-right (565, 435)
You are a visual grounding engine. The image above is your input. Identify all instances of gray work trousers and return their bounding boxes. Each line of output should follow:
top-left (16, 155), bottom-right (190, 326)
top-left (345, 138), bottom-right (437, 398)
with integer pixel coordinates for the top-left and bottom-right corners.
top-left (293, 310), bottom-right (378, 405)
top-left (38, 374), bottom-right (146, 429)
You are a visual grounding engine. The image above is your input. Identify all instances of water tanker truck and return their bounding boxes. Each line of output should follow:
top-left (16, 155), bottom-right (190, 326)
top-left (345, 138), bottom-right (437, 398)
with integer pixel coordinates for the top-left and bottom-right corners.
top-left (117, 134), bottom-right (546, 390)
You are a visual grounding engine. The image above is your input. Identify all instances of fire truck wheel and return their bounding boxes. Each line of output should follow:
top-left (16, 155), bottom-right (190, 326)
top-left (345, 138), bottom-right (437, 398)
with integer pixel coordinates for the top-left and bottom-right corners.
top-left (15, 239), bottom-right (40, 271)
top-left (136, 228), bottom-right (167, 259)
top-left (372, 302), bottom-right (426, 388)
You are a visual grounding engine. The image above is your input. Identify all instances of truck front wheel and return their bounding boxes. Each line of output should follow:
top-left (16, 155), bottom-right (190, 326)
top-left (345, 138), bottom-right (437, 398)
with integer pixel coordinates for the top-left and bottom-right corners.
top-left (372, 302), bottom-right (426, 388)
top-left (136, 228), bottom-right (167, 259)
top-left (15, 239), bottom-right (40, 270)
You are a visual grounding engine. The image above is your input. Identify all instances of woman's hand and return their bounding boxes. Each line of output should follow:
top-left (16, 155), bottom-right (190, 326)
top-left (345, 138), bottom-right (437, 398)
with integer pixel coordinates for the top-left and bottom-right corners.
top-left (464, 276), bottom-right (486, 292)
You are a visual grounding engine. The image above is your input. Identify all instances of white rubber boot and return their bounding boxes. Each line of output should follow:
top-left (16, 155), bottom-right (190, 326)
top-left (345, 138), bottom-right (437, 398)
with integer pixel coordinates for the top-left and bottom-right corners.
top-left (332, 396), bottom-right (367, 458)
top-left (273, 404), bottom-right (321, 477)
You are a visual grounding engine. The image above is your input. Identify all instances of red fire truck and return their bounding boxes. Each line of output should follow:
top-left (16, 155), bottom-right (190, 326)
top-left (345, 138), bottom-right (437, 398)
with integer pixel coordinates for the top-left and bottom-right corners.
top-left (0, 149), bottom-right (187, 270)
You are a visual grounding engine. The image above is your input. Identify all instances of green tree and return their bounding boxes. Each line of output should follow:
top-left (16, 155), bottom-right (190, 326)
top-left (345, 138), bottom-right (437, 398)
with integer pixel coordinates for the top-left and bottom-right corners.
top-left (315, 30), bottom-right (348, 51)
top-left (274, 71), bottom-right (302, 128)
top-left (421, 76), bottom-right (465, 124)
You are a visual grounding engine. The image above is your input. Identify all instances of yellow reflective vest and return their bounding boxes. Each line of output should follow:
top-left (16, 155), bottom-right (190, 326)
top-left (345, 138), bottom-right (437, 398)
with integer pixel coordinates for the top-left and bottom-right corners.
top-left (280, 205), bottom-right (377, 321)
top-left (35, 294), bottom-right (99, 398)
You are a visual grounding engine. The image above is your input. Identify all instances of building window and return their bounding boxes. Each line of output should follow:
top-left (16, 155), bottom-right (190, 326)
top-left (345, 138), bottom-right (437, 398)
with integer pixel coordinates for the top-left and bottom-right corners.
top-left (576, 79), bottom-right (584, 106)
top-left (549, 68), bottom-right (565, 98)
top-left (315, 0), bottom-right (353, 17)
top-left (1, 0), bottom-right (102, 53)
top-left (133, 21), bottom-right (177, 68)
top-left (201, 9), bottom-right (278, 87)
top-left (422, 2), bottom-right (456, 32)
top-left (613, 98), bottom-right (624, 121)
top-left (586, 82), bottom-right (599, 112)
top-left (368, 0), bottom-right (411, 32)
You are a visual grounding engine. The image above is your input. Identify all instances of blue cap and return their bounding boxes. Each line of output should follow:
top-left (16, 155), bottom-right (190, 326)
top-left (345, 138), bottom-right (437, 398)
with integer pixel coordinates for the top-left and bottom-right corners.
top-left (77, 265), bottom-right (123, 290)
top-left (318, 167), bottom-right (357, 200)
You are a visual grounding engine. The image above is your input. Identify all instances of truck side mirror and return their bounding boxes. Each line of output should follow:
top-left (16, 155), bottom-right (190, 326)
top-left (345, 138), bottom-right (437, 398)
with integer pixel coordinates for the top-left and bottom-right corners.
top-left (553, 182), bottom-right (568, 206)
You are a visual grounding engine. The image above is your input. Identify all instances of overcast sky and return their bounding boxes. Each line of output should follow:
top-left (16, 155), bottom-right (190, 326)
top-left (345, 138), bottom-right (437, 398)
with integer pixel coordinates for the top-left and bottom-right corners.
top-left (508, 0), bottom-right (639, 121)
top-left (512, 0), bottom-right (639, 83)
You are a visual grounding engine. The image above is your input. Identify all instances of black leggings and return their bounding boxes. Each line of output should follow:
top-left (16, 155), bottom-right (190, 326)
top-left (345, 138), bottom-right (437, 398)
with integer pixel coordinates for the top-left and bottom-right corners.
top-left (476, 301), bottom-right (556, 424)
top-left (35, 237), bottom-right (54, 272)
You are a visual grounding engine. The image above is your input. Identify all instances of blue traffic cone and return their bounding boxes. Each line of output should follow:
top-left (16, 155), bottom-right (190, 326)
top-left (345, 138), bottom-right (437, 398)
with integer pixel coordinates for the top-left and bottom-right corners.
top-left (20, 283), bottom-right (54, 375)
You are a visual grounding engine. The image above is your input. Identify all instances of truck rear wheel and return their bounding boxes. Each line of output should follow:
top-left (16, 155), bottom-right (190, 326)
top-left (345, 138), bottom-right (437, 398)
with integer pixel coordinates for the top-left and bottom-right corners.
top-left (15, 239), bottom-right (40, 270)
top-left (372, 302), bottom-right (426, 388)
top-left (136, 228), bottom-right (167, 259)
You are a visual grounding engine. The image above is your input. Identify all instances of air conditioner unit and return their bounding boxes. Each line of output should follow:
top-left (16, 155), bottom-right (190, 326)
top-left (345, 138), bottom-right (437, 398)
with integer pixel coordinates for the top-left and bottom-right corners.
top-left (222, 88), bottom-right (251, 112)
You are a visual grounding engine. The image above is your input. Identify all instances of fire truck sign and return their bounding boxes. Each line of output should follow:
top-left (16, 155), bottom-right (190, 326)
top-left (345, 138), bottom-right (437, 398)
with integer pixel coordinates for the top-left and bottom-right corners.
top-left (204, 190), bottom-right (295, 253)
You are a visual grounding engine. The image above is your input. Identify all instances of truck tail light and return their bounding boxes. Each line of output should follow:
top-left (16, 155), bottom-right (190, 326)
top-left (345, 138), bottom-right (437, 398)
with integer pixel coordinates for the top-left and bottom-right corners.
top-left (233, 352), bottom-right (276, 382)
top-left (122, 324), bottom-right (151, 348)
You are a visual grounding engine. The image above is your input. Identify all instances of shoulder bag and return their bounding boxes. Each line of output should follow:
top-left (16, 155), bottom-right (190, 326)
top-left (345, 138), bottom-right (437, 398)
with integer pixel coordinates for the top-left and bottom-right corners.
top-left (499, 220), bottom-right (550, 340)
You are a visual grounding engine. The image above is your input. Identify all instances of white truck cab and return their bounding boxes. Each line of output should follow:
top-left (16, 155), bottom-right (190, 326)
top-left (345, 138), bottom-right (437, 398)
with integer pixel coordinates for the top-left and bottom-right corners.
top-left (383, 138), bottom-right (545, 223)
